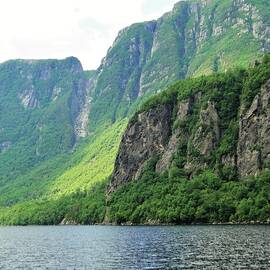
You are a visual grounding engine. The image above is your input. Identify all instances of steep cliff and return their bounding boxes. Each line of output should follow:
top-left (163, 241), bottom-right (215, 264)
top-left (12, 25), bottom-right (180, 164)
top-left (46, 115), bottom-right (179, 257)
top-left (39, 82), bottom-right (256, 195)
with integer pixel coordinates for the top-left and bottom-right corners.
top-left (108, 104), bottom-right (173, 193)
top-left (0, 57), bottom-right (91, 181)
top-left (89, 0), bottom-right (270, 132)
top-left (109, 55), bottom-right (270, 192)
top-left (237, 79), bottom-right (270, 177)
top-left (1, 0), bottom-right (270, 225)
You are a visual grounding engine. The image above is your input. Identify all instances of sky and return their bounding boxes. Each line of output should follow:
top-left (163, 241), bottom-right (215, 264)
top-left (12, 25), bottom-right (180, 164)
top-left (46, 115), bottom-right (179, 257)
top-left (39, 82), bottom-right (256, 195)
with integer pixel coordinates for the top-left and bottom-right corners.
top-left (0, 0), bottom-right (179, 70)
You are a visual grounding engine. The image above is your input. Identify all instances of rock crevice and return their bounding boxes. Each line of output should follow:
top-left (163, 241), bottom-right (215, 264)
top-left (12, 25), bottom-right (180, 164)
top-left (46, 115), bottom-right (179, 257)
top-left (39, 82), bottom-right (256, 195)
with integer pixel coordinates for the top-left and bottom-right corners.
top-left (110, 76), bottom-right (270, 193)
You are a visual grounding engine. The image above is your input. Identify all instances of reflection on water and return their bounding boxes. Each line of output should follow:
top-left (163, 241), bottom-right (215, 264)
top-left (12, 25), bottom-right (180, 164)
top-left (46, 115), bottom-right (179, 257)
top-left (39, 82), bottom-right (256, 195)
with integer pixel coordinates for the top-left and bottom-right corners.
top-left (0, 225), bottom-right (269, 269)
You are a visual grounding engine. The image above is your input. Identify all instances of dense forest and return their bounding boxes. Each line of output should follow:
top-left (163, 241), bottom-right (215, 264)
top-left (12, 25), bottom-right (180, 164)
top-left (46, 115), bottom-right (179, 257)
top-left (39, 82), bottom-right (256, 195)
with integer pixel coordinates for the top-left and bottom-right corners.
top-left (1, 0), bottom-right (270, 225)
top-left (1, 54), bottom-right (270, 225)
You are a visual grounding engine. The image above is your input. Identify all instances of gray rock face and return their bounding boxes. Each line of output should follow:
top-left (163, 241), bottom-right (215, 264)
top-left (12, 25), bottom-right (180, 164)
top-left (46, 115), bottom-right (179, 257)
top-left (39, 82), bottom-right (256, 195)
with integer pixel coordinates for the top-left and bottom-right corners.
top-left (69, 74), bottom-right (90, 141)
top-left (185, 101), bottom-right (220, 171)
top-left (108, 104), bottom-right (173, 193)
top-left (110, 76), bottom-right (270, 192)
top-left (109, 93), bottom-right (210, 192)
top-left (177, 98), bottom-right (193, 119)
top-left (74, 72), bottom-right (96, 139)
top-left (19, 88), bottom-right (39, 109)
top-left (237, 79), bottom-right (270, 177)
top-left (194, 101), bottom-right (220, 155)
top-left (156, 98), bottom-right (193, 172)
top-left (74, 92), bottom-right (92, 139)
top-left (109, 97), bottom-right (221, 192)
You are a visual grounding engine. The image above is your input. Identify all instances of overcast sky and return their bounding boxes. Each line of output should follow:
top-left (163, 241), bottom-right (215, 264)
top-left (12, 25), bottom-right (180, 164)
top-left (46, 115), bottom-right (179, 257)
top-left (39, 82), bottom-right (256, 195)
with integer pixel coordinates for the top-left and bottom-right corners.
top-left (0, 0), bottom-right (179, 70)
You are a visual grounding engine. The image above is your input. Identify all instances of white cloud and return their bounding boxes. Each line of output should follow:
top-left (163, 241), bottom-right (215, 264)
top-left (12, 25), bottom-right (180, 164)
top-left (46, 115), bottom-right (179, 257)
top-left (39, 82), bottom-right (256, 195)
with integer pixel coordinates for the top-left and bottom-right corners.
top-left (142, 0), bottom-right (179, 17)
top-left (0, 0), bottom-right (179, 70)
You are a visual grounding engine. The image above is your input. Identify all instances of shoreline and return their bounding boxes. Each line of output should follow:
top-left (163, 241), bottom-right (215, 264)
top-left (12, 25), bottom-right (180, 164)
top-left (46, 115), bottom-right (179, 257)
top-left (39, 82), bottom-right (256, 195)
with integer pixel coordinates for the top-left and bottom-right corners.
top-left (58, 219), bottom-right (270, 226)
top-left (1, 223), bottom-right (270, 227)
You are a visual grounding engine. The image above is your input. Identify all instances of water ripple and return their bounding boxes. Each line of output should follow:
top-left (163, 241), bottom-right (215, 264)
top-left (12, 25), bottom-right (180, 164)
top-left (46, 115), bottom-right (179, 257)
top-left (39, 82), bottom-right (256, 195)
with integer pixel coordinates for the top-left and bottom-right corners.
top-left (0, 225), bottom-right (270, 269)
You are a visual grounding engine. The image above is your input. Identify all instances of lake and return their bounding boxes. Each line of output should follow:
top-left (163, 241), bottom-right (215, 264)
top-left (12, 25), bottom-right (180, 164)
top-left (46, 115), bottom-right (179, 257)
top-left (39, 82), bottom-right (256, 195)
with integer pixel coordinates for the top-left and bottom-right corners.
top-left (0, 225), bottom-right (269, 269)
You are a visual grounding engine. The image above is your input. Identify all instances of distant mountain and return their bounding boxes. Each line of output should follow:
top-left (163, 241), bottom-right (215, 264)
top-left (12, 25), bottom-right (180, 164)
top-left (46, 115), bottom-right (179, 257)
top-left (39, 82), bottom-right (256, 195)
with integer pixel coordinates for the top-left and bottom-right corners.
top-left (0, 0), bottom-right (270, 224)
top-left (89, 0), bottom-right (270, 131)
top-left (0, 57), bottom-right (90, 181)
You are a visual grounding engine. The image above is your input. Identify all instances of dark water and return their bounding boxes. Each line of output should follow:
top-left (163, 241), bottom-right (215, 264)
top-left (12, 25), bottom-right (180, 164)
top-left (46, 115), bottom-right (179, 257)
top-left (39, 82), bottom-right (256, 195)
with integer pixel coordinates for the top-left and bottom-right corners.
top-left (0, 225), bottom-right (270, 269)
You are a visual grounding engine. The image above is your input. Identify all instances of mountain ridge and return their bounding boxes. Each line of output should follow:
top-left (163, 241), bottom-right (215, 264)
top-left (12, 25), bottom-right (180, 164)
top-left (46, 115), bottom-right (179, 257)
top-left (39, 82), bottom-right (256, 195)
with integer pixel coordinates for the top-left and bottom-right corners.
top-left (0, 0), bottom-right (270, 224)
top-left (0, 56), bottom-right (90, 181)
top-left (88, 0), bottom-right (269, 132)
top-left (107, 54), bottom-right (270, 224)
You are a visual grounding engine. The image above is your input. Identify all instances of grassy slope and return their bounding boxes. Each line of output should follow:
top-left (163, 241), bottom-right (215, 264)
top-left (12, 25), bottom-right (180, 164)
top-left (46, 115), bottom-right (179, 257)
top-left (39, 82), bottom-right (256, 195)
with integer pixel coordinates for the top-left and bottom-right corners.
top-left (47, 120), bottom-right (127, 197)
top-left (2, 55), bottom-right (270, 225)
top-left (0, 120), bottom-right (127, 224)
top-left (0, 0), bottom-right (269, 224)
top-left (187, 0), bottom-right (264, 76)
top-left (189, 30), bottom-right (262, 77)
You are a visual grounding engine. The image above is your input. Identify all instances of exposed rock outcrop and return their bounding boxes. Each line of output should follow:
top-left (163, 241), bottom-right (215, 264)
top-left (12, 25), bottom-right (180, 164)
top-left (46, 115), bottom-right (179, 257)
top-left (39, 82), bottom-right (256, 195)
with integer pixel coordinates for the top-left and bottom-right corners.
top-left (74, 74), bottom-right (96, 139)
top-left (237, 79), bottom-right (270, 177)
top-left (156, 98), bottom-right (193, 172)
top-left (19, 88), bottom-right (39, 109)
top-left (185, 101), bottom-right (220, 172)
top-left (109, 93), bottom-right (221, 192)
top-left (108, 103), bottom-right (173, 193)
top-left (110, 70), bottom-right (270, 192)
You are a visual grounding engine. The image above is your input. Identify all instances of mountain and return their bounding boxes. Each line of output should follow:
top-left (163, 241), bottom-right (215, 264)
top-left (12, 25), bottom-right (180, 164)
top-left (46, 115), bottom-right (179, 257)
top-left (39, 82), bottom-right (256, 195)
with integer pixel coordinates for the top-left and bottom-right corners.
top-left (0, 0), bottom-right (270, 224)
top-left (0, 57), bottom-right (92, 182)
top-left (89, 0), bottom-right (270, 131)
top-left (0, 120), bottom-right (126, 224)
top-left (108, 54), bottom-right (270, 224)
top-left (110, 55), bottom-right (270, 189)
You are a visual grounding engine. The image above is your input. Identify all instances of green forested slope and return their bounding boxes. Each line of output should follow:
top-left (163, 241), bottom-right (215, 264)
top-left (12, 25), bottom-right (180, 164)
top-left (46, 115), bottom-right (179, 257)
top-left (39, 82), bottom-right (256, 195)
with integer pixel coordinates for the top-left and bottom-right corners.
top-left (0, 0), bottom-right (270, 225)
top-left (2, 55), bottom-right (270, 225)
top-left (0, 57), bottom-right (88, 181)
top-left (0, 120), bottom-right (127, 224)
top-left (89, 0), bottom-right (270, 131)
top-left (108, 54), bottom-right (270, 224)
